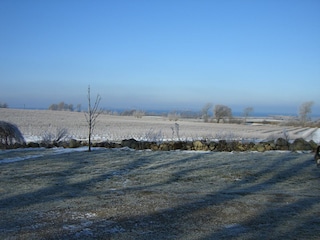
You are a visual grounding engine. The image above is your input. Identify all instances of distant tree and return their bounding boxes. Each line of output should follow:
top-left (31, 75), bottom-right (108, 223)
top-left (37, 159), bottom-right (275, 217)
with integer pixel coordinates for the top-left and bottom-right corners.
top-left (299, 101), bottom-right (314, 123)
top-left (48, 102), bottom-right (75, 111)
top-left (121, 109), bottom-right (136, 116)
top-left (0, 121), bottom-right (25, 148)
top-left (202, 103), bottom-right (213, 122)
top-left (133, 110), bottom-right (145, 118)
top-left (68, 104), bottom-right (74, 111)
top-left (243, 107), bottom-right (254, 123)
top-left (168, 112), bottom-right (180, 121)
top-left (76, 104), bottom-right (82, 112)
top-left (84, 86), bottom-right (102, 152)
top-left (0, 102), bottom-right (8, 108)
top-left (214, 104), bottom-right (232, 123)
top-left (57, 102), bottom-right (65, 110)
top-left (48, 104), bottom-right (58, 110)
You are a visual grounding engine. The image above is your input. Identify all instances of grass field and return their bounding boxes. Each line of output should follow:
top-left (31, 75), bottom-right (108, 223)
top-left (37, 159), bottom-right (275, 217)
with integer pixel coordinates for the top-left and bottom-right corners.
top-left (0, 148), bottom-right (319, 239)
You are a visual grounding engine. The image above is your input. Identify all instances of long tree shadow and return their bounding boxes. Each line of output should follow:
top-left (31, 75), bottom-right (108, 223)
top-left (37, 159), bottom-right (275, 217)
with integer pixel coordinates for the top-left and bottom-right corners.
top-left (95, 152), bottom-right (319, 240)
top-left (90, 151), bottom-right (320, 240)
top-left (199, 153), bottom-right (320, 239)
top-left (0, 149), bottom-right (164, 208)
top-left (0, 149), bottom-right (319, 239)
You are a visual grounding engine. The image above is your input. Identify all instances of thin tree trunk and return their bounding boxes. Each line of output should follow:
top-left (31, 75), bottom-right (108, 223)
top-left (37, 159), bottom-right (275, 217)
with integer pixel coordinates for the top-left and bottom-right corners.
top-left (85, 86), bottom-right (101, 152)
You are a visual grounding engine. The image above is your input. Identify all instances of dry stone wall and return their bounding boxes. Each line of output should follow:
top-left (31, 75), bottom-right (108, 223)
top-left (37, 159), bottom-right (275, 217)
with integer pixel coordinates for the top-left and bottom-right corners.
top-left (1, 137), bottom-right (318, 152)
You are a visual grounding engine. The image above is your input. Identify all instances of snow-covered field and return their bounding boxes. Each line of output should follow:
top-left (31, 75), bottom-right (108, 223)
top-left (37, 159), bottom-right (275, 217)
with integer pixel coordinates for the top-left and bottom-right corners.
top-left (1, 108), bottom-right (319, 143)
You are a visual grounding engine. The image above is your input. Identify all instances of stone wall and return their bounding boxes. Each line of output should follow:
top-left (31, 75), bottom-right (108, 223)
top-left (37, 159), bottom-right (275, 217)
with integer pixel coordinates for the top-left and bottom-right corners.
top-left (4, 137), bottom-right (317, 152)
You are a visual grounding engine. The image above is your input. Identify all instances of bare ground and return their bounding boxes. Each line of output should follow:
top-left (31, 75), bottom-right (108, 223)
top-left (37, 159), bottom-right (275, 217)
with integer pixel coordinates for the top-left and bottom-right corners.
top-left (0, 148), bottom-right (320, 239)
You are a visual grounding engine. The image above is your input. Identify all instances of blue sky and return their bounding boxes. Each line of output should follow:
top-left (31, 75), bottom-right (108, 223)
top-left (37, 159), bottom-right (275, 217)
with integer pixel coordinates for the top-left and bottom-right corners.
top-left (1, 0), bottom-right (319, 115)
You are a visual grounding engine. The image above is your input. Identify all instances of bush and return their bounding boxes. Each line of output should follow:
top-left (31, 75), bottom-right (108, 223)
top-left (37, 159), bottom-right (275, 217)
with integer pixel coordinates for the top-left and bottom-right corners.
top-left (144, 129), bottom-right (163, 142)
top-left (0, 121), bottom-right (25, 148)
top-left (41, 127), bottom-right (69, 144)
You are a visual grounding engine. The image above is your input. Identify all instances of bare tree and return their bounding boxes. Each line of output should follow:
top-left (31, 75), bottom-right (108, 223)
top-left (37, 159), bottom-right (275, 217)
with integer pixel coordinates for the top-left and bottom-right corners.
top-left (58, 102), bottom-right (66, 111)
top-left (202, 103), bottom-right (213, 122)
top-left (84, 86), bottom-right (102, 152)
top-left (168, 112), bottom-right (180, 121)
top-left (48, 104), bottom-right (58, 110)
top-left (133, 110), bottom-right (145, 118)
top-left (243, 107), bottom-right (254, 124)
top-left (299, 101), bottom-right (314, 124)
top-left (214, 104), bottom-right (232, 123)
top-left (76, 104), bottom-right (82, 112)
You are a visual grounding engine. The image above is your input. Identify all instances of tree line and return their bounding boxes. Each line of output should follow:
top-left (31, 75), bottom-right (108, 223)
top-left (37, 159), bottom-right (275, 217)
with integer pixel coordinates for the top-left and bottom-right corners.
top-left (201, 101), bottom-right (316, 125)
top-left (48, 102), bottom-right (81, 112)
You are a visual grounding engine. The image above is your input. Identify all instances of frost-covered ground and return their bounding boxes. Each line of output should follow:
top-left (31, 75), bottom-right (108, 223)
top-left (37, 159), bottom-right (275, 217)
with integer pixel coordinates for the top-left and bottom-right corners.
top-left (0, 148), bottom-right (319, 239)
top-left (1, 108), bottom-right (319, 144)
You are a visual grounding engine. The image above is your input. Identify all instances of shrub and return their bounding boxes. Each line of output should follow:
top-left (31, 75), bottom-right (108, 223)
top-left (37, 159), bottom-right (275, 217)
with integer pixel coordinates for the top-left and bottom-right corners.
top-left (0, 121), bottom-right (25, 148)
top-left (144, 128), bottom-right (163, 142)
top-left (41, 127), bottom-right (69, 144)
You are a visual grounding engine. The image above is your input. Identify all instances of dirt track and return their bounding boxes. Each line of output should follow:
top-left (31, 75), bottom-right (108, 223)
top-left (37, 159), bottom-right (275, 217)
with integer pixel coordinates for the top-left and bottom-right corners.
top-left (0, 148), bottom-right (319, 239)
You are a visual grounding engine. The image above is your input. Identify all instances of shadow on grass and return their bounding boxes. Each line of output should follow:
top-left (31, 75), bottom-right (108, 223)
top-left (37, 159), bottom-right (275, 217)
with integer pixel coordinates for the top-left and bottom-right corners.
top-left (0, 149), bottom-right (319, 239)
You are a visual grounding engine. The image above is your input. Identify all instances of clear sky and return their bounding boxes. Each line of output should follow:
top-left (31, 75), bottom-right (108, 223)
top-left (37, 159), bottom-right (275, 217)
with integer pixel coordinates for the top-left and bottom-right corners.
top-left (1, 0), bottom-right (319, 115)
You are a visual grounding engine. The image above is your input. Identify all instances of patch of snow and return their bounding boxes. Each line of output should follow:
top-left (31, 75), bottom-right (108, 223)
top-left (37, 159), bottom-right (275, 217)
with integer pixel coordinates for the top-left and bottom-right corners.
top-left (174, 150), bottom-right (211, 154)
top-left (224, 223), bottom-right (247, 235)
top-left (0, 147), bottom-right (46, 153)
top-left (52, 146), bottom-right (88, 154)
top-left (24, 135), bottom-right (43, 143)
top-left (106, 226), bottom-right (125, 234)
top-left (0, 154), bottom-right (44, 164)
top-left (0, 147), bottom-right (89, 164)
top-left (305, 128), bottom-right (320, 144)
top-left (296, 150), bottom-right (312, 154)
top-left (63, 225), bottom-right (79, 231)
top-left (75, 228), bottom-right (93, 237)
top-left (224, 223), bottom-right (242, 229)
